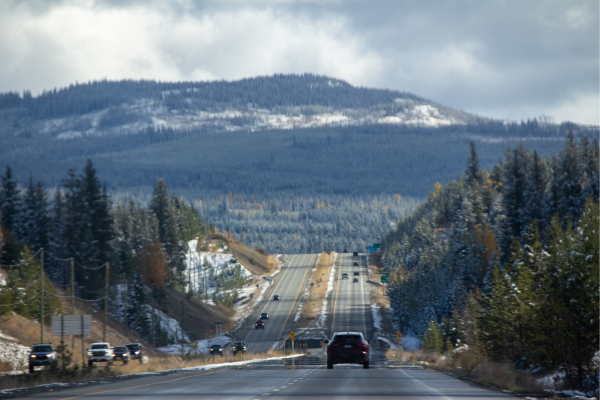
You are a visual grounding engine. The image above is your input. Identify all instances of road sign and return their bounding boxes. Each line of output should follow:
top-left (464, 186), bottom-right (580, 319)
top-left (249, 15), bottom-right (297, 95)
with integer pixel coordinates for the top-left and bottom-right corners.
top-left (289, 332), bottom-right (295, 341)
top-left (396, 332), bottom-right (403, 342)
top-left (381, 276), bottom-right (388, 283)
top-left (373, 243), bottom-right (381, 249)
top-left (51, 315), bottom-right (91, 336)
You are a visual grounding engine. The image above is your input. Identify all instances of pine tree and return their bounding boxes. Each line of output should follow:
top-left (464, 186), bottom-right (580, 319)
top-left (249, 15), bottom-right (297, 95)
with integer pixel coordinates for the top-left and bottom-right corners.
top-left (423, 319), bottom-right (443, 354)
top-left (0, 166), bottom-right (20, 233)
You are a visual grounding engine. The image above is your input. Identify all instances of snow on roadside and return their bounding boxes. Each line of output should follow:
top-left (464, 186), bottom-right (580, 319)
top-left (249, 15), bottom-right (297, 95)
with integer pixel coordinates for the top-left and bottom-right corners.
top-left (316, 253), bottom-right (338, 329)
top-left (157, 334), bottom-right (231, 356)
top-left (0, 330), bottom-right (30, 371)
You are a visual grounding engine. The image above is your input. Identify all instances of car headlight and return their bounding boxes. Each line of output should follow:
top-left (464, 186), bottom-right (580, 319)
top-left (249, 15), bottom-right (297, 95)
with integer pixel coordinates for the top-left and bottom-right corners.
top-left (31, 355), bottom-right (36, 358)
top-left (49, 354), bottom-right (55, 358)
top-left (87, 352), bottom-right (93, 356)
top-left (135, 351), bottom-right (140, 354)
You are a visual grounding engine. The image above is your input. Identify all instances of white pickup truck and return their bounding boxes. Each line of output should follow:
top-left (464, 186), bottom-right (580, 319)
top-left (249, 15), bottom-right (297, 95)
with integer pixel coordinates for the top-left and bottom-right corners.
top-left (87, 343), bottom-right (114, 366)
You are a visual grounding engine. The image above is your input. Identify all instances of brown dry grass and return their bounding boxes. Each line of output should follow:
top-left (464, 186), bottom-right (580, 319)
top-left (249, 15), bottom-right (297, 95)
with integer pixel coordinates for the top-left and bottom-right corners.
top-left (296, 252), bottom-right (335, 329)
top-left (0, 351), bottom-right (294, 392)
top-left (386, 349), bottom-right (544, 394)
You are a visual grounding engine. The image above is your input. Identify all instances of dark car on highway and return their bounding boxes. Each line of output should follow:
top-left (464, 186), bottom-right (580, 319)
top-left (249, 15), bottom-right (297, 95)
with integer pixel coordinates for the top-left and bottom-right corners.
top-left (343, 249), bottom-right (348, 253)
top-left (210, 344), bottom-right (223, 357)
top-left (255, 320), bottom-right (265, 329)
top-left (353, 262), bottom-right (359, 266)
top-left (354, 271), bottom-right (359, 276)
top-left (28, 344), bottom-right (57, 373)
top-left (125, 343), bottom-right (143, 363)
top-left (233, 342), bottom-right (247, 355)
top-left (273, 295), bottom-right (280, 300)
top-left (260, 312), bottom-right (269, 319)
top-left (325, 332), bottom-right (370, 369)
top-left (353, 252), bottom-right (359, 256)
top-left (353, 277), bottom-right (359, 282)
top-left (342, 273), bottom-right (349, 280)
top-left (113, 346), bottom-right (130, 364)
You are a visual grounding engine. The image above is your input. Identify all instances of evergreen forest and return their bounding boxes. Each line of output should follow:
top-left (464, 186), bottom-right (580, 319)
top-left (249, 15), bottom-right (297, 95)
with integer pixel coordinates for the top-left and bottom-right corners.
top-left (381, 132), bottom-right (599, 390)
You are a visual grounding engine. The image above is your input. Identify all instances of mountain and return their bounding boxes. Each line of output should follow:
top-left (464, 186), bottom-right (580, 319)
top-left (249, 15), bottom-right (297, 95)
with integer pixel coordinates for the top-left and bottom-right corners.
top-left (0, 74), bottom-right (482, 140)
top-left (0, 74), bottom-right (596, 200)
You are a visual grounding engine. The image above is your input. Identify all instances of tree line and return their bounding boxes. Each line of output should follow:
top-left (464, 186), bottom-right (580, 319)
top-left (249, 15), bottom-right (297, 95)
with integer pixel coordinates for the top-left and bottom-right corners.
top-left (381, 132), bottom-right (598, 390)
top-left (0, 161), bottom-right (208, 345)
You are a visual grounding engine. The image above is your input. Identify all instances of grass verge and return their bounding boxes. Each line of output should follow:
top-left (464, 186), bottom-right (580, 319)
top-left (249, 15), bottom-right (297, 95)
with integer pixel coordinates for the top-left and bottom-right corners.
top-left (296, 252), bottom-right (335, 329)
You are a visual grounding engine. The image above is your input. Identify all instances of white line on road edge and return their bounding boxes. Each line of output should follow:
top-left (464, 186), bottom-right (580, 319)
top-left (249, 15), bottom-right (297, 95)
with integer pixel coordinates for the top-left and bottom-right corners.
top-left (0, 355), bottom-right (305, 396)
top-left (398, 369), bottom-right (453, 400)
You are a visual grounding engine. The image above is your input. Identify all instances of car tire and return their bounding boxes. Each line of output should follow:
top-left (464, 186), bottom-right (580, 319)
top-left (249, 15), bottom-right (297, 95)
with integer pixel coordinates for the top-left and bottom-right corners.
top-left (29, 364), bottom-right (34, 374)
top-left (363, 361), bottom-right (369, 369)
top-left (88, 361), bottom-right (93, 367)
top-left (327, 360), bottom-right (333, 369)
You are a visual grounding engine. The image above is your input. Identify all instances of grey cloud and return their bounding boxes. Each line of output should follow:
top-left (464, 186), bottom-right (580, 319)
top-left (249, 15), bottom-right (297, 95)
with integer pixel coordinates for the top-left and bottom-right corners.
top-left (0, 0), bottom-right (597, 124)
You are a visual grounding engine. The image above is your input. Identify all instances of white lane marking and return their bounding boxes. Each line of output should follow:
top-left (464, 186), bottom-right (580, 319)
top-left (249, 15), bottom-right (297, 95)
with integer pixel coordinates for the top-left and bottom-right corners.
top-left (399, 369), bottom-right (453, 400)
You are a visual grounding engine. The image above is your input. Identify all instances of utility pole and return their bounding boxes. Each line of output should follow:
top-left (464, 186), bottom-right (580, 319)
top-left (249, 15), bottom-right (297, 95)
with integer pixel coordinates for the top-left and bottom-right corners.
top-left (181, 290), bottom-right (185, 358)
top-left (103, 262), bottom-right (109, 342)
top-left (123, 277), bottom-right (128, 342)
top-left (71, 258), bottom-right (75, 351)
top-left (40, 248), bottom-right (44, 344)
top-left (227, 207), bottom-right (230, 242)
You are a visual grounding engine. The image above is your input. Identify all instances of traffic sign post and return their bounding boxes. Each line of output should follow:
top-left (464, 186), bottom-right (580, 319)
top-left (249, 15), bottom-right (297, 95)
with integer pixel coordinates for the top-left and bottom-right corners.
top-left (381, 276), bottom-right (388, 283)
top-left (396, 332), bottom-right (403, 342)
top-left (289, 332), bottom-right (295, 354)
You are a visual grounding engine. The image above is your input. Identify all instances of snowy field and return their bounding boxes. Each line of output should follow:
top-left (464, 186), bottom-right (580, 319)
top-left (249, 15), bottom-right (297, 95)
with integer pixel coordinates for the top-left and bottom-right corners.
top-left (0, 330), bottom-right (31, 371)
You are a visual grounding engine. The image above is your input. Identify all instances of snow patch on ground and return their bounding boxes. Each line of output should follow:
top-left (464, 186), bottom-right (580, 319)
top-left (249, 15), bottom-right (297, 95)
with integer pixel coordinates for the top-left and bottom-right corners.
top-left (157, 334), bottom-right (231, 356)
top-left (370, 304), bottom-right (382, 332)
top-left (399, 335), bottom-right (422, 351)
top-left (0, 330), bottom-right (31, 371)
top-left (316, 253), bottom-right (338, 329)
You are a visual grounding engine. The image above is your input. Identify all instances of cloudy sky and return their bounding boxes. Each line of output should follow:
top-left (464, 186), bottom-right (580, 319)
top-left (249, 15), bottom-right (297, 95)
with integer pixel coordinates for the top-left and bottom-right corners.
top-left (1, 0), bottom-right (598, 124)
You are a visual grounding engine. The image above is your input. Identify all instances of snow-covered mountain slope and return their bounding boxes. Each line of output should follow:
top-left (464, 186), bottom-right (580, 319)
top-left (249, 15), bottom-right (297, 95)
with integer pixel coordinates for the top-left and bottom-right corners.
top-left (0, 74), bottom-right (479, 140)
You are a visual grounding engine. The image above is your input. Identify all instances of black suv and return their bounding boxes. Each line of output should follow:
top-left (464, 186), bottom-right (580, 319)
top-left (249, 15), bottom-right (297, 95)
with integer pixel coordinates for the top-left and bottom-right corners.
top-left (28, 344), bottom-right (57, 373)
top-left (260, 312), bottom-right (269, 320)
top-left (113, 346), bottom-right (130, 365)
top-left (255, 320), bottom-right (265, 329)
top-left (233, 342), bottom-right (247, 355)
top-left (210, 344), bottom-right (223, 357)
top-left (125, 343), bottom-right (143, 363)
top-left (325, 332), bottom-right (370, 369)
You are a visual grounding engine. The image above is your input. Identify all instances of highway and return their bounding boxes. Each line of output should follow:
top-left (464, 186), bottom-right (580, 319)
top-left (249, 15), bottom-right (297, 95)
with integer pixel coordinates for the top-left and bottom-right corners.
top-left (329, 253), bottom-right (372, 340)
top-left (15, 363), bottom-right (523, 400)
top-left (242, 254), bottom-right (314, 354)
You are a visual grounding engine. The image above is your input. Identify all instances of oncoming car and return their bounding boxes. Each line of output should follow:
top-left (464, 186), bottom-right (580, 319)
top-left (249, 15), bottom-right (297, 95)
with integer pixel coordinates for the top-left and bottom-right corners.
top-left (353, 278), bottom-right (359, 283)
top-left (273, 295), bottom-right (280, 300)
top-left (325, 332), bottom-right (370, 369)
top-left (112, 346), bottom-right (130, 364)
top-left (255, 320), bottom-right (265, 329)
top-left (342, 273), bottom-right (349, 280)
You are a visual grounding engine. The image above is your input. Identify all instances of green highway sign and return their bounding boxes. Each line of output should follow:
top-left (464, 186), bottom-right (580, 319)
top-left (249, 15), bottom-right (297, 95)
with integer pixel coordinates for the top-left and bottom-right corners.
top-left (373, 243), bottom-right (381, 249)
top-left (366, 246), bottom-right (370, 250)
top-left (381, 276), bottom-right (388, 283)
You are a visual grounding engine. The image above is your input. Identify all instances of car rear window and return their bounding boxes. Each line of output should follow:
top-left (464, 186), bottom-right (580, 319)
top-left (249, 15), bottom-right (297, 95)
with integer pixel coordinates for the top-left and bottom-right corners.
top-left (91, 344), bottom-right (108, 349)
top-left (333, 335), bottom-right (362, 343)
top-left (32, 345), bottom-right (52, 352)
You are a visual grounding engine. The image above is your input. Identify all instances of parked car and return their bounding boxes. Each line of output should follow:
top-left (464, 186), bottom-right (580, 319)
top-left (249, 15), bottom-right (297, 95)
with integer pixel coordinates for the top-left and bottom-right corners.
top-left (342, 273), bottom-right (349, 280)
top-left (260, 312), bottom-right (269, 320)
top-left (325, 332), bottom-right (370, 369)
top-left (255, 320), bottom-right (265, 329)
top-left (28, 344), bottom-right (57, 373)
top-left (87, 343), bottom-right (114, 366)
top-left (353, 252), bottom-right (359, 256)
top-left (210, 344), bottom-right (223, 357)
top-left (233, 342), bottom-right (247, 355)
top-left (273, 295), bottom-right (280, 300)
top-left (112, 346), bottom-right (130, 365)
top-left (125, 343), bottom-right (143, 363)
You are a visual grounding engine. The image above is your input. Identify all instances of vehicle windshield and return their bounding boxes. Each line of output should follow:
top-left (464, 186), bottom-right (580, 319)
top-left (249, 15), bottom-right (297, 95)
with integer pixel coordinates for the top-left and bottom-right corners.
top-left (126, 344), bottom-right (140, 350)
top-left (333, 335), bottom-right (363, 343)
top-left (114, 346), bottom-right (126, 351)
top-left (211, 345), bottom-right (222, 349)
top-left (32, 345), bottom-right (52, 352)
top-left (91, 344), bottom-right (109, 349)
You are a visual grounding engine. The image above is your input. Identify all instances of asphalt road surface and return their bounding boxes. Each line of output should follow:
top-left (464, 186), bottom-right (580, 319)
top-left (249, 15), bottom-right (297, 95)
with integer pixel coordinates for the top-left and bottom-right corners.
top-left (329, 253), bottom-right (372, 340)
top-left (14, 364), bottom-right (523, 400)
top-left (243, 254), bottom-right (314, 354)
